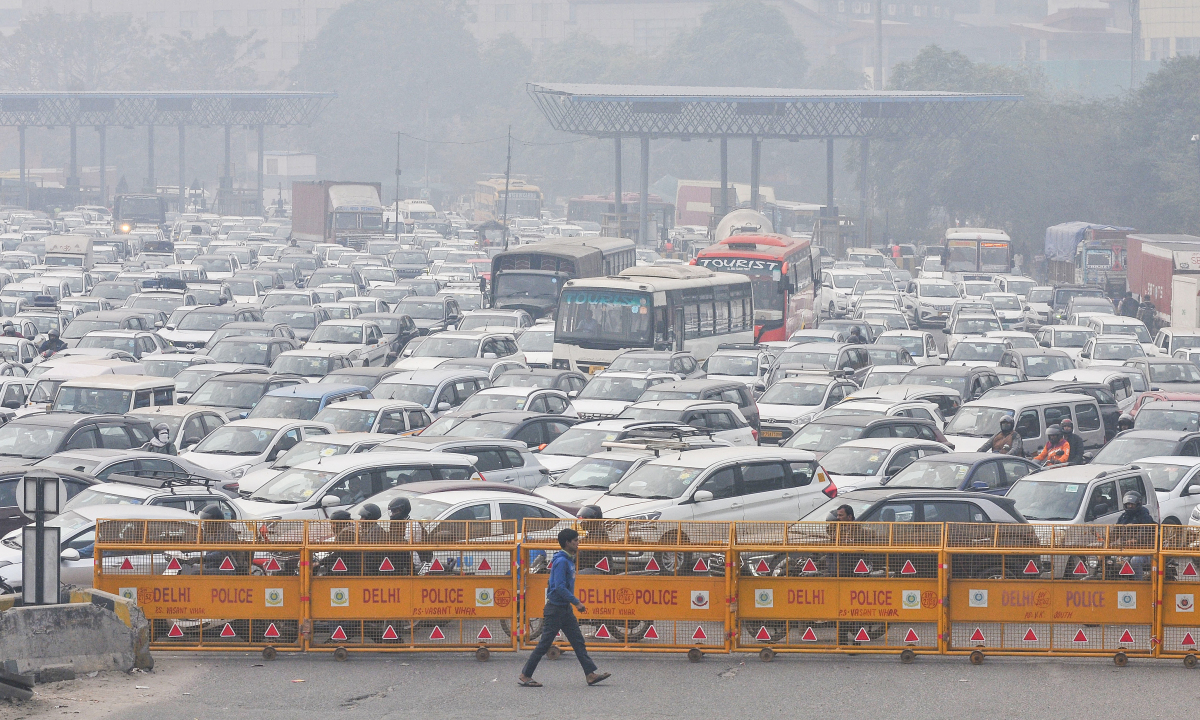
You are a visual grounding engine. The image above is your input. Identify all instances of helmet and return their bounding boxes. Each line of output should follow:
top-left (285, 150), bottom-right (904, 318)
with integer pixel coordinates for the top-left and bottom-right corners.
top-left (3, 321), bottom-right (13, 329)
top-left (578, 505), bottom-right (603, 520)
top-left (1117, 413), bottom-right (1134, 429)
top-left (1047, 424), bottom-right (1063, 438)
top-left (1122, 491), bottom-right (1143, 506)
top-left (357, 503), bottom-right (381, 521)
top-left (198, 505), bottom-right (225, 521)
top-left (329, 510), bottom-right (352, 521)
top-left (999, 416), bottom-right (1014, 428)
top-left (387, 496), bottom-right (411, 520)
top-left (154, 423), bottom-right (171, 439)
top-left (48, 329), bottom-right (59, 338)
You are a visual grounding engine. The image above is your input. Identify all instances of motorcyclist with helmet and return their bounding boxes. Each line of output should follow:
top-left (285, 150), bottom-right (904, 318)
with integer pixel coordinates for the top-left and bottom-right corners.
top-left (978, 416), bottom-right (1024, 456)
top-left (1, 321), bottom-right (21, 338)
top-left (38, 329), bottom-right (66, 357)
top-left (1033, 424), bottom-right (1070, 467)
top-left (198, 505), bottom-right (249, 573)
top-left (1116, 413), bottom-right (1134, 434)
top-left (1114, 491), bottom-right (1156, 579)
top-left (385, 496), bottom-right (415, 575)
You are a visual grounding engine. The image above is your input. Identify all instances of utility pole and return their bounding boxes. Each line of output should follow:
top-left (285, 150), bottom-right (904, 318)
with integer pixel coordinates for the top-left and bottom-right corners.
top-left (874, 0), bottom-right (883, 89)
top-left (501, 125), bottom-right (512, 251)
top-left (394, 131), bottom-right (401, 242)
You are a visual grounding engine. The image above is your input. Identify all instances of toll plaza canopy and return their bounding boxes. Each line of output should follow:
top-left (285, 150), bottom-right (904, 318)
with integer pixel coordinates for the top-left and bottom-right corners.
top-left (527, 83), bottom-right (1022, 139)
top-left (0, 92), bottom-right (334, 127)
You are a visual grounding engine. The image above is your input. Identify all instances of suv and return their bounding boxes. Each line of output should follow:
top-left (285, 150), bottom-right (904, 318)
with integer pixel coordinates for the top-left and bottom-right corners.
top-left (702, 345), bottom-right (773, 392)
top-left (783, 415), bottom-right (951, 459)
top-left (618, 399), bottom-right (757, 446)
top-left (374, 436), bottom-right (547, 489)
top-left (375, 369), bottom-right (492, 419)
top-left (61, 476), bottom-right (243, 517)
top-left (1008, 464), bottom-right (1160, 524)
top-left (572, 371), bottom-right (680, 420)
top-left (637, 379), bottom-right (760, 431)
top-left (0, 413), bottom-right (154, 464)
top-left (602, 349), bottom-right (703, 379)
top-left (902, 364), bottom-right (1000, 403)
top-left (1154, 328), bottom-right (1200, 357)
top-left (757, 374), bottom-right (861, 445)
top-left (186, 372), bottom-right (306, 420)
top-left (802, 488), bottom-right (1027, 524)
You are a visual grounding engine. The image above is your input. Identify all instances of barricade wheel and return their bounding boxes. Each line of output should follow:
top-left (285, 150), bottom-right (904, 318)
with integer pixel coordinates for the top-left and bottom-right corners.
top-left (333, 647), bottom-right (348, 662)
top-left (1113, 652), bottom-right (1128, 667)
top-left (969, 651), bottom-right (984, 665)
top-left (476, 647), bottom-right (490, 662)
top-left (262, 646), bottom-right (277, 661)
top-left (1184, 654), bottom-right (1197, 669)
top-left (547, 646), bottom-right (563, 661)
top-left (900, 649), bottom-right (915, 664)
top-left (687, 648), bottom-right (704, 663)
top-left (759, 648), bottom-right (775, 663)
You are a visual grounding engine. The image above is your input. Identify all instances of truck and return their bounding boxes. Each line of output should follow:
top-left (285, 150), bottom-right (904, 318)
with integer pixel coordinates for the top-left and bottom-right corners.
top-left (1126, 234), bottom-right (1200, 327)
top-left (1044, 222), bottom-right (1133, 294)
top-left (112, 194), bottom-right (166, 233)
top-left (43, 235), bottom-right (94, 270)
top-left (291, 181), bottom-right (384, 249)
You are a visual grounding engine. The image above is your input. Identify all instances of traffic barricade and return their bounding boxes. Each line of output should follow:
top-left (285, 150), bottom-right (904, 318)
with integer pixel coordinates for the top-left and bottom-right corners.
top-left (93, 518), bottom-right (306, 659)
top-left (519, 519), bottom-right (732, 660)
top-left (1157, 525), bottom-right (1200, 666)
top-left (304, 518), bottom-right (518, 660)
top-left (944, 523), bottom-right (1158, 664)
top-left (731, 521), bottom-right (944, 662)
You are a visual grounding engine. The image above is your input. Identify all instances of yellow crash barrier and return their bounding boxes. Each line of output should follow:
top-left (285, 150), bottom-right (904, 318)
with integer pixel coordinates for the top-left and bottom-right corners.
top-left (1158, 525), bottom-right (1200, 667)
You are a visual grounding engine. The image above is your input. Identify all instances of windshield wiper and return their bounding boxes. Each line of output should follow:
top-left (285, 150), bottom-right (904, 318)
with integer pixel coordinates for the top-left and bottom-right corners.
top-left (608, 492), bottom-right (646, 498)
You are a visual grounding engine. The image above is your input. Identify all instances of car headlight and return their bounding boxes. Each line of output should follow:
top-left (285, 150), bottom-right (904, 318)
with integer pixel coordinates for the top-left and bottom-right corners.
top-left (791, 414), bottom-right (814, 425)
top-left (623, 512), bottom-right (661, 521)
top-left (229, 465), bottom-right (249, 479)
top-left (1191, 505), bottom-right (1200, 521)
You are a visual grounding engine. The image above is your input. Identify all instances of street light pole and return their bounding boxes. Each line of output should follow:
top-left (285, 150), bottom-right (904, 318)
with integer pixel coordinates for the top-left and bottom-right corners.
top-left (394, 131), bottom-right (401, 242)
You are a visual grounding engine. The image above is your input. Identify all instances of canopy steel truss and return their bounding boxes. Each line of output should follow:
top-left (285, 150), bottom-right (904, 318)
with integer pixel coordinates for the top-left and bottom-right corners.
top-left (0, 92), bottom-right (334, 128)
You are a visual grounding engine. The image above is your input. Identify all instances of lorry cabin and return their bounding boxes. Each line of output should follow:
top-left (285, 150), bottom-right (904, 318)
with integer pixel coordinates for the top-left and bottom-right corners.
top-left (1043, 222), bottom-right (1132, 294)
top-left (291, 181), bottom-right (385, 249)
top-left (44, 235), bottom-right (94, 270)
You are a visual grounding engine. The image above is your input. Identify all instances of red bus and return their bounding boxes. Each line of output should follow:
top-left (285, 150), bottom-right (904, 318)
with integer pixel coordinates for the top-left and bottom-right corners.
top-left (692, 234), bottom-right (818, 342)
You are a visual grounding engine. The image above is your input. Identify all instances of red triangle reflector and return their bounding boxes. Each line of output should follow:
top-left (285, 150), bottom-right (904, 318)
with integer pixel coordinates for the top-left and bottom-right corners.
top-left (331, 557), bottom-right (348, 572)
top-left (900, 560), bottom-right (917, 575)
top-left (755, 559), bottom-right (771, 573)
top-left (1023, 559), bottom-right (1039, 575)
top-left (594, 557), bottom-right (610, 572)
top-left (330, 625), bottom-right (347, 641)
top-left (755, 626), bottom-right (771, 641)
top-left (645, 557), bottom-right (661, 572)
top-left (477, 558), bottom-right (492, 571)
top-left (378, 557), bottom-right (395, 572)
top-left (853, 627), bottom-right (871, 642)
top-left (1073, 629), bottom-right (1088, 643)
top-left (1119, 629), bottom-right (1135, 645)
top-left (800, 627), bottom-right (818, 642)
top-left (1184, 562), bottom-right (1198, 578)
top-left (801, 558), bottom-right (819, 573)
top-left (692, 626), bottom-right (707, 641)
top-left (970, 628), bottom-right (986, 642)
top-left (1183, 632), bottom-right (1197, 646)
top-left (1072, 560), bottom-right (1089, 575)
top-left (903, 628), bottom-right (919, 643)
top-left (167, 623), bottom-right (184, 638)
top-left (263, 557), bottom-right (281, 572)
top-left (477, 625), bottom-right (493, 641)
top-left (1023, 627), bottom-right (1039, 642)
top-left (381, 625), bottom-right (399, 640)
top-left (429, 626), bottom-right (445, 640)
top-left (430, 558), bottom-right (445, 572)
top-left (1118, 561), bottom-right (1135, 576)
top-left (165, 557), bottom-right (181, 571)
top-left (220, 623), bottom-right (236, 638)
top-left (692, 558), bottom-right (708, 573)
top-left (595, 624), bottom-right (611, 639)
top-left (644, 625), bottom-right (659, 640)
top-left (219, 556), bottom-right (236, 571)
top-left (264, 623), bottom-right (280, 639)
top-left (120, 557), bottom-right (134, 571)
top-left (853, 559), bottom-right (870, 574)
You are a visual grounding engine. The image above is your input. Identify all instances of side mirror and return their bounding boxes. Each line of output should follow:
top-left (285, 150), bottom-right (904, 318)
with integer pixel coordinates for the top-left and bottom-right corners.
top-left (971, 481), bottom-right (990, 491)
top-left (482, 352), bottom-right (498, 359)
top-left (568, 390), bottom-right (578, 398)
top-left (436, 402), bottom-right (451, 412)
top-left (320, 494), bottom-right (341, 508)
top-left (155, 320), bottom-right (164, 328)
top-left (1082, 451), bottom-right (1095, 462)
top-left (939, 353), bottom-right (949, 361)
top-left (60, 548), bottom-right (81, 562)
top-left (692, 489), bottom-right (714, 503)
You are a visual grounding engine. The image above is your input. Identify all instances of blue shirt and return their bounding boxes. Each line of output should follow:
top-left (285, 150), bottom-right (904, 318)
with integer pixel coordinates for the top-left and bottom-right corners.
top-left (546, 549), bottom-right (581, 608)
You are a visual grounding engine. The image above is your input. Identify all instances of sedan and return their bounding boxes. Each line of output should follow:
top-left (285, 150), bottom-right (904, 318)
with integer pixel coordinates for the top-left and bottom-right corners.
top-left (817, 437), bottom-right (952, 492)
top-left (882, 452), bottom-right (1041, 494)
top-left (304, 319), bottom-right (390, 367)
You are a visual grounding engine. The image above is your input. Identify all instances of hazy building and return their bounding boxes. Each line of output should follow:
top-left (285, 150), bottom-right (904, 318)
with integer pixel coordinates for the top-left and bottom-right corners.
top-left (1141, 0), bottom-right (1200, 59)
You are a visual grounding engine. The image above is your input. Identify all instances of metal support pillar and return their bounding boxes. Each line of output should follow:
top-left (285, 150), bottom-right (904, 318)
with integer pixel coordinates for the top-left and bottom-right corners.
top-left (613, 137), bottom-right (623, 238)
top-left (68, 125), bottom-right (78, 189)
top-left (222, 124), bottom-right (232, 188)
top-left (750, 137), bottom-right (761, 212)
top-left (18, 126), bottom-right (25, 209)
top-left (178, 125), bottom-right (186, 213)
top-left (826, 138), bottom-right (835, 211)
top-left (97, 125), bottom-right (106, 206)
top-left (639, 135), bottom-right (650, 246)
top-left (874, 0), bottom-right (883, 89)
top-left (859, 139), bottom-right (870, 247)
top-left (146, 124), bottom-right (155, 194)
top-left (719, 136), bottom-right (729, 217)
top-left (256, 124), bottom-right (265, 216)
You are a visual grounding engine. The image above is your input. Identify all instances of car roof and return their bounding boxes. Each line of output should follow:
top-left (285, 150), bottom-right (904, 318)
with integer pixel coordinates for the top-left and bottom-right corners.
top-left (127, 405), bottom-right (217, 418)
top-left (262, 383), bottom-right (368, 398)
top-left (1139, 401), bottom-right (1200, 410)
top-left (831, 437), bottom-right (941, 451)
top-left (1015, 464), bottom-right (1135, 484)
top-left (1006, 348), bottom-right (1071, 357)
top-left (12, 413), bottom-right (133, 427)
top-left (59, 375), bottom-right (173, 390)
top-left (965, 392), bottom-right (1096, 409)
top-left (473, 386), bottom-right (540, 396)
top-left (74, 505), bottom-right (198, 521)
top-left (651, 379), bottom-right (745, 391)
top-left (291, 451), bottom-right (475, 474)
top-left (909, 365), bottom-right (978, 377)
top-left (782, 342), bottom-right (848, 353)
top-left (377, 436), bottom-right (529, 452)
top-left (640, 446), bottom-right (816, 469)
top-left (379, 369), bottom-right (490, 383)
top-left (450, 410), bottom-right (563, 423)
top-left (626, 399), bottom-right (734, 411)
top-left (221, 417), bottom-right (311, 430)
top-left (320, 398), bottom-right (423, 411)
top-left (1110, 429), bottom-right (1198, 440)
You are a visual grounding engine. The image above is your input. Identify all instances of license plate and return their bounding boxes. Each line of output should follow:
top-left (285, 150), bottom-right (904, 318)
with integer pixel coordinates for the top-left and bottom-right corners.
top-left (760, 430), bottom-right (783, 438)
top-left (588, 365), bottom-right (605, 375)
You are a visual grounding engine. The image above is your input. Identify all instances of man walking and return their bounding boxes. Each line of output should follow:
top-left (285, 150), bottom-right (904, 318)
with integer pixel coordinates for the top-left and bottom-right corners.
top-left (518, 528), bottom-right (611, 688)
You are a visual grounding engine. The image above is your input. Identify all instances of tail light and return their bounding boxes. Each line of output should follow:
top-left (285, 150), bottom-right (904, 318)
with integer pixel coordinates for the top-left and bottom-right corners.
top-left (818, 468), bottom-right (838, 498)
top-left (751, 429), bottom-right (759, 442)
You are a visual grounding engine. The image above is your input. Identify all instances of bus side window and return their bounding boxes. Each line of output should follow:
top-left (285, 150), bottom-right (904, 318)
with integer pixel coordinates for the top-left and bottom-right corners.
top-left (716, 302), bottom-right (730, 333)
top-left (731, 300), bottom-right (745, 331)
top-left (700, 303), bottom-right (714, 336)
top-left (654, 307), bottom-right (668, 345)
top-left (685, 305), bottom-right (700, 339)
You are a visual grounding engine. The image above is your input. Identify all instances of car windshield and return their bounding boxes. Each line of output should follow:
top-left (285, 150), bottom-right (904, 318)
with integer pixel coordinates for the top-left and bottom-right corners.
top-left (61, 486), bottom-right (142, 509)
top-left (188, 379), bottom-right (268, 409)
top-left (396, 299), bottom-right (446, 320)
top-left (413, 337), bottom-right (478, 358)
top-left (251, 468), bottom-right (337, 503)
top-left (312, 407), bottom-right (377, 433)
top-left (193, 425), bottom-right (276, 455)
top-left (902, 373), bottom-right (967, 394)
top-left (542, 428), bottom-right (621, 457)
top-left (579, 376), bottom-right (655, 402)
top-left (142, 357), bottom-right (195, 377)
top-left (863, 370), bottom-right (908, 388)
top-left (784, 423), bottom-right (860, 452)
top-left (52, 387), bottom-right (133, 414)
top-left (639, 389), bottom-right (702, 402)
top-left (196, 256), bottom-right (233, 272)
top-left (1138, 462), bottom-right (1197, 492)
top-left (820, 446), bottom-right (890, 476)
top-left (0, 423), bottom-right (69, 459)
top-left (1007, 480), bottom-right (1088, 521)
top-left (310, 325), bottom-right (363, 344)
top-left (425, 419), bottom-right (514, 438)
top-left (920, 284), bottom-right (960, 298)
top-left (264, 310), bottom-right (318, 330)
top-left (950, 341), bottom-right (1006, 362)
top-left (1049, 330), bottom-right (1091, 348)
top-left (1092, 437), bottom-right (1182, 466)
top-left (553, 457), bottom-right (636, 489)
top-left (458, 393), bottom-right (529, 413)
top-left (952, 318), bottom-right (1002, 334)
top-left (989, 296), bottom-right (1022, 310)
top-left (945, 406), bottom-right (1013, 437)
top-left (272, 355), bottom-right (336, 377)
top-left (493, 373), bottom-right (555, 389)
top-left (999, 336), bottom-right (1039, 349)
top-left (759, 381), bottom-right (828, 406)
top-left (607, 463), bottom-right (701, 499)
top-left (1135, 408), bottom-right (1200, 431)
top-left (272, 440), bottom-right (352, 469)
top-left (177, 310), bottom-right (233, 331)
top-left (880, 335), bottom-right (924, 355)
top-left (249, 395), bottom-right (322, 420)
top-left (617, 407), bottom-right (683, 422)
top-left (209, 340), bottom-right (271, 365)
top-left (777, 351), bottom-right (838, 368)
top-left (62, 319), bottom-right (120, 339)
top-left (1149, 363), bottom-right (1200, 383)
top-left (608, 355), bottom-right (671, 373)
top-left (705, 355), bottom-right (758, 376)
top-left (1094, 343), bottom-right (1143, 361)
top-left (458, 315), bottom-right (517, 331)
top-left (887, 460), bottom-right (973, 489)
top-left (78, 335), bottom-right (137, 354)
top-left (380, 382), bottom-right (436, 406)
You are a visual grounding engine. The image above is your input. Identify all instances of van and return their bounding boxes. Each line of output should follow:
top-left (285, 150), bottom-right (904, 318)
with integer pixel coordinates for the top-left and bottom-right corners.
top-left (51, 375), bottom-right (175, 415)
top-left (942, 392), bottom-right (1104, 456)
top-left (1007, 465), bottom-right (1161, 525)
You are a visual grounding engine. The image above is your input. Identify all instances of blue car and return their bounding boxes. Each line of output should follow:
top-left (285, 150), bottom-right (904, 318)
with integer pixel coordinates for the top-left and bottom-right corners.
top-left (247, 383), bottom-right (372, 421)
top-left (882, 451), bottom-right (1040, 495)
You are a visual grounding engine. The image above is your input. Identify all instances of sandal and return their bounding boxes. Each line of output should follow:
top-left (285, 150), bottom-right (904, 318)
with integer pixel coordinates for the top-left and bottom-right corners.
top-left (517, 678), bottom-right (543, 688)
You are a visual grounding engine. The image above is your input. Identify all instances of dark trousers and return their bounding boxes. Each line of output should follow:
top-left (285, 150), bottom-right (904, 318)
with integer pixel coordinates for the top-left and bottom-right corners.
top-left (522, 603), bottom-right (598, 678)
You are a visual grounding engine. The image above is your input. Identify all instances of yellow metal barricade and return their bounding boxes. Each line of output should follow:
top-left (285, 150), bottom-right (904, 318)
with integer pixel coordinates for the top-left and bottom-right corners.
top-left (93, 518), bottom-right (307, 655)
top-left (304, 519), bottom-right (518, 659)
top-left (1157, 525), bottom-right (1200, 666)
top-left (520, 519), bottom-right (732, 657)
top-left (944, 523), bottom-right (1158, 662)
top-left (731, 521), bottom-right (944, 660)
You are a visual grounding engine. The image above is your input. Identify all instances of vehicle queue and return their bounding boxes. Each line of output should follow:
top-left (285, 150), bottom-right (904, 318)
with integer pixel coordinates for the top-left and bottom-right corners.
top-left (0, 207), bottom-right (1196, 597)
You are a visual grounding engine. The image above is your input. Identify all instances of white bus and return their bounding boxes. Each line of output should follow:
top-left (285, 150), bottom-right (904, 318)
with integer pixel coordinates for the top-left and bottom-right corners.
top-left (551, 265), bottom-right (755, 373)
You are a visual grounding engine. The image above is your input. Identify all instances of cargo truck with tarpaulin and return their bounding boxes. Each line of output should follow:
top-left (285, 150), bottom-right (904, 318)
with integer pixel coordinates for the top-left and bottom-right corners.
top-left (1125, 234), bottom-right (1200, 326)
top-left (1043, 222), bottom-right (1133, 293)
top-left (291, 181), bottom-right (384, 249)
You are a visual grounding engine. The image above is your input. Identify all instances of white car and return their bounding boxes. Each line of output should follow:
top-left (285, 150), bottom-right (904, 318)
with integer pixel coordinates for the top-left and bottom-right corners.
top-left (1109, 456), bottom-right (1200, 526)
top-left (945, 314), bottom-right (1003, 355)
top-left (986, 330), bottom-right (1038, 350)
top-left (304, 319), bottom-right (390, 367)
top-left (945, 337), bottom-right (1009, 367)
top-left (236, 432), bottom-right (392, 496)
top-left (1023, 285), bottom-right (1054, 328)
top-left (908, 279), bottom-right (961, 328)
top-left (572, 371), bottom-right (679, 421)
top-left (757, 374), bottom-right (860, 445)
top-left (982, 292), bottom-right (1026, 331)
top-left (1034, 324), bottom-right (1095, 362)
top-left (817, 437), bottom-right (951, 492)
top-left (311, 399), bottom-right (432, 434)
top-left (183, 418), bottom-right (336, 480)
top-left (1083, 315), bottom-right (1158, 356)
top-left (392, 331), bottom-right (523, 371)
top-left (373, 436), bottom-right (548, 489)
top-left (876, 330), bottom-right (943, 366)
top-left (617, 399), bottom-right (757, 446)
top-left (957, 280), bottom-right (996, 299)
top-left (1077, 335), bottom-right (1146, 369)
top-left (534, 448), bottom-right (658, 505)
top-left (816, 397), bottom-right (946, 430)
top-left (453, 385), bottom-right (576, 417)
top-left (517, 322), bottom-right (555, 368)
top-left (818, 270), bottom-right (868, 318)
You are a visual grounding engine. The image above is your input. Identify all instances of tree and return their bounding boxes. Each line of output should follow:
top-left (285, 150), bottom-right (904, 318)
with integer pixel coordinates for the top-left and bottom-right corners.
top-left (806, 56), bottom-right (867, 90)
top-left (658, 0), bottom-right (809, 87)
top-left (148, 29), bottom-right (265, 90)
top-left (0, 11), bottom-right (154, 90)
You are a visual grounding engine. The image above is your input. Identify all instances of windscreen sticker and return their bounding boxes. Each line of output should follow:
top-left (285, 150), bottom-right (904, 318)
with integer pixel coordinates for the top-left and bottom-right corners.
top-left (1066, 484), bottom-right (1079, 493)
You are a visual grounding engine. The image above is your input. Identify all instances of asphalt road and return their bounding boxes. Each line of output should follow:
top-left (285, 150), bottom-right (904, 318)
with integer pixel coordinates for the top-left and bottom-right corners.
top-left (7, 650), bottom-right (1197, 720)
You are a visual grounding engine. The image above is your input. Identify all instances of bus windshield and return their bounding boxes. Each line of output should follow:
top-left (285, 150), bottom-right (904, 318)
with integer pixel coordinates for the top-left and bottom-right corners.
top-left (946, 244), bottom-right (978, 272)
top-left (556, 289), bottom-right (652, 347)
top-left (697, 257), bottom-right (782, 319)
top-left (494, 273), bottom-right (562, 304)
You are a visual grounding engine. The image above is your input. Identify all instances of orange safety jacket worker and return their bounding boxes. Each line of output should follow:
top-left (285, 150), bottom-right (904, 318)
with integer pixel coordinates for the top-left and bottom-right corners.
top-left (1034, 438), bottom-right (1070, 466)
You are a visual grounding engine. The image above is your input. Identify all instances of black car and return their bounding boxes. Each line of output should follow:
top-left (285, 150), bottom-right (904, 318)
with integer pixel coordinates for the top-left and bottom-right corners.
top-left (902, 365), bottom-right (1001, 403)
top-left (0, 466), bottom-right (98, 535)
top-left (419, 411), bottom-right (579, 449)
top-left (492, 368), bottom-right (589, 395)
top-left (783, 415), bottom-right (952, 459)
top-left (357, 312), bottom-right (420, 363)
top-left (983, 380), bottom-right (1122, 439)
top-left (1090, 430), bottom-right (1200, 465)
top-left (0, 413), bottom-right (155, 465)
top-left (184, 372), bottom-right (306, 420)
